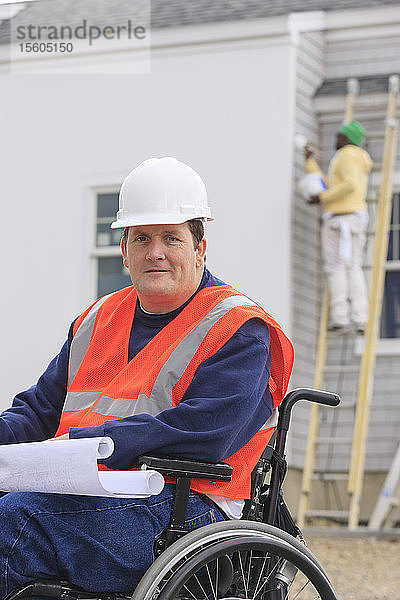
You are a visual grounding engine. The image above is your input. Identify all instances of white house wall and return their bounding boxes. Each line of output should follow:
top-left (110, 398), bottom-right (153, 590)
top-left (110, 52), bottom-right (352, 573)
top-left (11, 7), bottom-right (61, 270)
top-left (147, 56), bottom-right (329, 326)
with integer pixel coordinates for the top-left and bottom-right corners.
top-left (0, 27), bottom-right (296, 407)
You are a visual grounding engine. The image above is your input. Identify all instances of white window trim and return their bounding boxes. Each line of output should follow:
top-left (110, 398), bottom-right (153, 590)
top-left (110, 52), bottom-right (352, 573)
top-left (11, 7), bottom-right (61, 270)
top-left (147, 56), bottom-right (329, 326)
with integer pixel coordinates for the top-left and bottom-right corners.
top-left (377, 188), bottom-right (400, 348)
top-left (355, 337), bottom-right (400, 356)
top-left (83, 185), bottom-right (122, 305)
top-left (91, 246), bottom-right (122, 257)
top-left (359, 185), bottom-right (400, 353)
top-left (354, 249), bottom-right (400, 356)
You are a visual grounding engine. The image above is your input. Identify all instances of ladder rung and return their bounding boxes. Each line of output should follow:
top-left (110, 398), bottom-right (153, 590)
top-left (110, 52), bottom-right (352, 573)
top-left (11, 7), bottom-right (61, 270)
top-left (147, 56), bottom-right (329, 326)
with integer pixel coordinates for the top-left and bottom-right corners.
top-left (306, 509), bottom-right (349, 519)
top-left (316, 436), bottom-right (353, 444)
top-left (366, 132), bottom-right (385, 139)
top-left (312, 472), bottom-right (349, 481)
top-left (323, 365), bottom-right (359, 374)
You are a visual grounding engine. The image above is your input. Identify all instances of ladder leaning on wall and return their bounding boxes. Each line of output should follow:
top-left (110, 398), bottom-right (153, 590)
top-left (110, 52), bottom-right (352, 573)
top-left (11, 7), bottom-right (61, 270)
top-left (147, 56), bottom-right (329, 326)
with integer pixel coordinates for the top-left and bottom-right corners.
top-left (297, 75), bottom-right (399, 530)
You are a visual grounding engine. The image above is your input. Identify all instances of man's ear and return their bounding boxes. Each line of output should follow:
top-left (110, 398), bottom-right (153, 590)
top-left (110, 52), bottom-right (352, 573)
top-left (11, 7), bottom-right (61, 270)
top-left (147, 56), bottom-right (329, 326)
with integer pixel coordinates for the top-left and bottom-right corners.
top-left (121, 237), bottom-right (128, 269)
top-left (196, 238), bottom-right (207, 267)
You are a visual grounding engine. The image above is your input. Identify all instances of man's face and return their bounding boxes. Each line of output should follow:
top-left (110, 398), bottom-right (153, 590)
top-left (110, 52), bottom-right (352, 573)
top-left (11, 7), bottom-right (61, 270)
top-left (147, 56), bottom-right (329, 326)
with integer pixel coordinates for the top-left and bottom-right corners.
top-left (121, 222), bottom-right (207, 313)
top-left (336, 133), bottom-right (349, 150)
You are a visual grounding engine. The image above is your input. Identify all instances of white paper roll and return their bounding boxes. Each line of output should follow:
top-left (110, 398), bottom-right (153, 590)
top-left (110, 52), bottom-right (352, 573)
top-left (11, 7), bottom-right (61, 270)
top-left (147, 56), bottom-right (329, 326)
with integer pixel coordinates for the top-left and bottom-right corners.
top-left (97, 437), bottom-right (114, 459)
top-left (0, 437), bottom-right (165, 498)
top-left (98, 470), bottom-right (165, 497)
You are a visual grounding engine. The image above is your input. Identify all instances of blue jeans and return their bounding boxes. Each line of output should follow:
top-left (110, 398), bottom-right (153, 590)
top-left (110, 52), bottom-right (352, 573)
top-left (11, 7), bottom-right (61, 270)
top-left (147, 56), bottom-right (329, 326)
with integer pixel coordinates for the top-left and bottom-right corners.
top-left (0, 485), bottom-right (225, 597)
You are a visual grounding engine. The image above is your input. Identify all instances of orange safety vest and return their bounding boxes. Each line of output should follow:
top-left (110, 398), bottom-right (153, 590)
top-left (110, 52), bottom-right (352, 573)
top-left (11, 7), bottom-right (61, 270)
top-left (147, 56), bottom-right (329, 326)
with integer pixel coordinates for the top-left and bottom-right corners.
top-left (56, 284), bottom-right (294, 499)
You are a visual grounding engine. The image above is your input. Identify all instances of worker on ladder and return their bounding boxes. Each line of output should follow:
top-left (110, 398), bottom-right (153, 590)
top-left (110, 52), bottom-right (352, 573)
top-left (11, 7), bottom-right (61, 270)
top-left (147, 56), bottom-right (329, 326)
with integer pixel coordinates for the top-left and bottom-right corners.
top-left (304, 121), bottom-right (373, 334)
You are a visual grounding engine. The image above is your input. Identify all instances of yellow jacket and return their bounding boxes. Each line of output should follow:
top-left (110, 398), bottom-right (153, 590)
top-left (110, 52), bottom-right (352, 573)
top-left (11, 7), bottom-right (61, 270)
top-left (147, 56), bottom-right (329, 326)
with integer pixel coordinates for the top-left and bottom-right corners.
top-left (305, 145), bottom-right (373, 214)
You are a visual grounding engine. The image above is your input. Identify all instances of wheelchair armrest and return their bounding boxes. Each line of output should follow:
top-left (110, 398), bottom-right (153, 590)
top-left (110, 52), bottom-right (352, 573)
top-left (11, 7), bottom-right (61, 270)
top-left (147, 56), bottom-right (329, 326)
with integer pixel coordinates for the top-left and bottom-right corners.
top-left (138, 455), bottom-right (233, 482)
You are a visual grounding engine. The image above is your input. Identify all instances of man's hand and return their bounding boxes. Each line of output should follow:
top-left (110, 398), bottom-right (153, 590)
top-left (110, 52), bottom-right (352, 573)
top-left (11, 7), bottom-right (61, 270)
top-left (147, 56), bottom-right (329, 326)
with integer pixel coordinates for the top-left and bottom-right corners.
top-left (307, 195), bottom-right (321, 205)
top-left (304, 143), bottom-right (314, 160)
top-left (49, 433), bottom-right (69, 440)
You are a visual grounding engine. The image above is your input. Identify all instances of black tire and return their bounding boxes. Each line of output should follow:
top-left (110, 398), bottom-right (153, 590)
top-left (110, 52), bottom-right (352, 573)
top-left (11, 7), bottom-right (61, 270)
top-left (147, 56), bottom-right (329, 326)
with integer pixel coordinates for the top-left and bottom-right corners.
top-left (132, 520), bottom-right (337, 600)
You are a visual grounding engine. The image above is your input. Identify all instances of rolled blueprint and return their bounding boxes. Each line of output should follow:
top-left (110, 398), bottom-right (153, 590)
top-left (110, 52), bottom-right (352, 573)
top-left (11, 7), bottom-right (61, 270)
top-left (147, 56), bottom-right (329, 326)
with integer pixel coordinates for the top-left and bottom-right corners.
top-left (0, 437), bottom-right (164, 498)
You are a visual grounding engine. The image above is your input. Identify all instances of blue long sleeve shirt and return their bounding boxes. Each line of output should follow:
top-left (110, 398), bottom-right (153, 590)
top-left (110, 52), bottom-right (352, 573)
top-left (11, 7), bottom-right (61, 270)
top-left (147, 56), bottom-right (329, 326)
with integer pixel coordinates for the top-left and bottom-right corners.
top-left (1, 270), bottom-right (272, 470)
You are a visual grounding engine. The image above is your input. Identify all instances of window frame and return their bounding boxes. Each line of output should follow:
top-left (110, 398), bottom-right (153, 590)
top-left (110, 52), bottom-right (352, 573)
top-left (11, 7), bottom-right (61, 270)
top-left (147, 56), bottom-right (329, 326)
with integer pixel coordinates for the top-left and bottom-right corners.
top-left (379, 187), bottom-right (400, 343)
top-left (355, 186), bottom-right (400, 355)
top-left (84, 185), bottom-right (128, 305)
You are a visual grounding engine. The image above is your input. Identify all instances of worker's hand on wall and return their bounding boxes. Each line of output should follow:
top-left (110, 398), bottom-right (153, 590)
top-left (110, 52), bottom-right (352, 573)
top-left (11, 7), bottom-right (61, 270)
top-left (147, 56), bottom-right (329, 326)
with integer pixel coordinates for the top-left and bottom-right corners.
top-left (304, 144), bottom-right (314, 160)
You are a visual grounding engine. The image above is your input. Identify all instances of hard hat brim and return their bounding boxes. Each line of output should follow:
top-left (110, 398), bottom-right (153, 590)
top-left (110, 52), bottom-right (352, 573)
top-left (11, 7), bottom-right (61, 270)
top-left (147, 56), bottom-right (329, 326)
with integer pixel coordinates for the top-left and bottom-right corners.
top-left (111, 213), bottom-right (214, 229)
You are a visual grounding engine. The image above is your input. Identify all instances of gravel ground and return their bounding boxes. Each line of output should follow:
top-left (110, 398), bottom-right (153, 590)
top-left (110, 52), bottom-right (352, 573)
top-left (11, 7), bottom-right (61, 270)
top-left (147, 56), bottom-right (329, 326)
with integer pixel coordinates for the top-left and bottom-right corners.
top-left (304, 532), bottom-right (400, 599)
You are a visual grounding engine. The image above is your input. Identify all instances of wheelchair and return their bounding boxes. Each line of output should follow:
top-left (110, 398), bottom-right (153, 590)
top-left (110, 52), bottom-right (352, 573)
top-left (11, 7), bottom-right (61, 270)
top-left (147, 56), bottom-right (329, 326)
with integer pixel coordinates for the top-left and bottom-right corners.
top-left (4, 388), bottom-right (340, 600)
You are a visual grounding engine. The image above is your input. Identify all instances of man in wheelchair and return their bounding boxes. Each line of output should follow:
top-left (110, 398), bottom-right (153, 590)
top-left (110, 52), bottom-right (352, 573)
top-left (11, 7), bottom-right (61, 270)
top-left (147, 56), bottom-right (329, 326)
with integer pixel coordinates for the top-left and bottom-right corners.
top-left (0, 157), bottom-right (294, 597)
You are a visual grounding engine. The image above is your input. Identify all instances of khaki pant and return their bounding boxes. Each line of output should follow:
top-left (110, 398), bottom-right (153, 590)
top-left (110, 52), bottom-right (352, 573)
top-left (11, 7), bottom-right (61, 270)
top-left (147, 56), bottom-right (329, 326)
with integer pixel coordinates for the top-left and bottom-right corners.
top-left (322, 213), bottom-right (368, 326)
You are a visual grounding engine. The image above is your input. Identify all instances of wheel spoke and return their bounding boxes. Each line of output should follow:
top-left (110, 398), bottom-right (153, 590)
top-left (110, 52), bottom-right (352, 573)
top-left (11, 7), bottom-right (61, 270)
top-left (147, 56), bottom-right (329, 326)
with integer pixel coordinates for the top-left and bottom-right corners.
top-left (252, 552), bottom-right (271, 598)
top-left (246, 550), bottom-right (253, 594)
top-left (181, 582), bottom-right (199, 600)
top-left (205, 562), bottom-right (217, 600)
top-left (192, 572), bottom-right (210, 599)
top-left (238, 550), bottom-right (249, 598)
top-left (252, 555), bottom-right (282, 598)
top-left (215, 557), bottom-right (219, 599)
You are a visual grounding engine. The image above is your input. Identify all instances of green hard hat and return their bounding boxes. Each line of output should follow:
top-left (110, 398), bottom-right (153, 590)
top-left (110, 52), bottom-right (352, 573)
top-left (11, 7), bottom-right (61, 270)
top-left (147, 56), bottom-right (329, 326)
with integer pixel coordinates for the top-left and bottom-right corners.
top-left (339, 120), bottom-right (366, 146)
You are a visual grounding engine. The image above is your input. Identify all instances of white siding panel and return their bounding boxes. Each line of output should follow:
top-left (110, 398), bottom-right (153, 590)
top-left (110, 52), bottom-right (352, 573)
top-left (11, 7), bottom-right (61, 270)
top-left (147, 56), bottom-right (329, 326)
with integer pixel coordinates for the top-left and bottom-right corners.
top-left (326, 35), bottom-right (400, 79)
top-left (290, 31), bottom-right (325, 468)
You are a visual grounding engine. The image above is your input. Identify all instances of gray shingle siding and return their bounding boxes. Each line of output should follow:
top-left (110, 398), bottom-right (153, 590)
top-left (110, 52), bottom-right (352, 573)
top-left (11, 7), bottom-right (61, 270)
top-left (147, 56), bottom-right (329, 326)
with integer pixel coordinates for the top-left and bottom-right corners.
top-left (149, 0), bottom-right (400, 28)
top-left (326, 35), bottom-right (400, 79)
top-left (151, 0), bottom-right (400, 28)
top-left (289, 31), bottom-right (325, 469)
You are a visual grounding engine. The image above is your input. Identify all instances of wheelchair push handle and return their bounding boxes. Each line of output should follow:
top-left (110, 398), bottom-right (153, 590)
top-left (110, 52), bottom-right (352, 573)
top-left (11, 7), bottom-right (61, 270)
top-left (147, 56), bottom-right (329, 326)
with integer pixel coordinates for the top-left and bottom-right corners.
top-left (278, 388), bottom-right (340, 432)
top-left (264, 388), bottom-right (340, 525)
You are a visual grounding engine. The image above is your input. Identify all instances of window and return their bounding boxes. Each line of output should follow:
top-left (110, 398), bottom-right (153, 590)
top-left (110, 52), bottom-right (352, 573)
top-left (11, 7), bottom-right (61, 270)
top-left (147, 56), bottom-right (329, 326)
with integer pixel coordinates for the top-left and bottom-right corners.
top-left (93, 192), bottom-right (131, 298)
top-left (381, 191), bottom-right (400, 338)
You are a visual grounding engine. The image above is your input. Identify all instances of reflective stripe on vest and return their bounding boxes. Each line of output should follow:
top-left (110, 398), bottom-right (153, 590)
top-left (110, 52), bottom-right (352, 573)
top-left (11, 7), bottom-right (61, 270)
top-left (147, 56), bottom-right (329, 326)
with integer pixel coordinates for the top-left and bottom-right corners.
top-left (68, 294), bottom-right (113, 386)
top-left (63, 394), bottom-right (278, 425)
top-left (64, 294), bottom-right (258, 417)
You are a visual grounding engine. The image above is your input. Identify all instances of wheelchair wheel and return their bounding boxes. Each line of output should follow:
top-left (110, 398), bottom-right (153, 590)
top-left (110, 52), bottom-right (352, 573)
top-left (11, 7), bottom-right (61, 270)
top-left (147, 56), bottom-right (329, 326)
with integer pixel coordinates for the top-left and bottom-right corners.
top-left (132, 520), bottom-right (337, 600)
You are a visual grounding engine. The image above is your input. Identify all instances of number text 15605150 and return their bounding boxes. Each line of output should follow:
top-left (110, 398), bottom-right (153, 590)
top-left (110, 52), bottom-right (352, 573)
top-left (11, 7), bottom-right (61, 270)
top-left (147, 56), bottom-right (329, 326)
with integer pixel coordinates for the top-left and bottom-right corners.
top-left (19, 42), bottom-right (74, 53)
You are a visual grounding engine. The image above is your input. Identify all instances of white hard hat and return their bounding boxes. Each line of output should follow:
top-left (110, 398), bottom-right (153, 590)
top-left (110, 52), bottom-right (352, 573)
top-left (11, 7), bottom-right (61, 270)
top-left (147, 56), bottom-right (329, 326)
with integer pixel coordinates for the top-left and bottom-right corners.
top-left (111, 157), bottom-right (214, 228)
